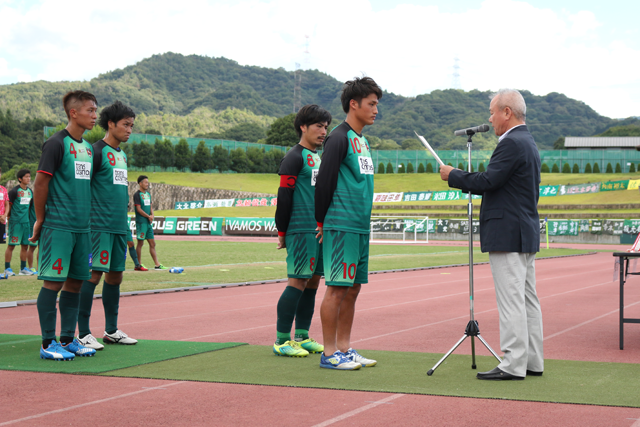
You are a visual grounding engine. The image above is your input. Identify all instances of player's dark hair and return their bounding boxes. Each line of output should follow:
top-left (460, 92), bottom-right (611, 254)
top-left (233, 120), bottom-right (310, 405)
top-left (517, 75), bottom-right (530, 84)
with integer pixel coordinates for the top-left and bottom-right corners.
top-left (340, 77), bottom-right (383, 113)
top-left (17, 169), bottom-right (30, 181)
top-left (63, 90), bottom-right (97, 120)
top-left (98, 101), bottom-right (136, 131)
top-left (294, 104), bottom-right (332, 138)
top-left (137, 175), bottom-right (148, 184)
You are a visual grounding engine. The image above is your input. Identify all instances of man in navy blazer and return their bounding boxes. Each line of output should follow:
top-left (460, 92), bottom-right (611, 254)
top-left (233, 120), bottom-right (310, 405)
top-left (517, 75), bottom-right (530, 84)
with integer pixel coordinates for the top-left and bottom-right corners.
top-left (440, 89), bottom-right (543, 381)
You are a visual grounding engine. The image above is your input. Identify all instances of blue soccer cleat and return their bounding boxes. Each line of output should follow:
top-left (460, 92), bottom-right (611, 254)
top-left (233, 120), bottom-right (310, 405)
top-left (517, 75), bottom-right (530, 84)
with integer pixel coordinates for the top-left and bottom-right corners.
top-left (320, 351), bottom-right (361, 370)
top-left (4, 268), bottom-right (16, 277)
top-left (40, 341), bottom-right (75, 361)
top-left (62, 338), bottom-right (96, 357)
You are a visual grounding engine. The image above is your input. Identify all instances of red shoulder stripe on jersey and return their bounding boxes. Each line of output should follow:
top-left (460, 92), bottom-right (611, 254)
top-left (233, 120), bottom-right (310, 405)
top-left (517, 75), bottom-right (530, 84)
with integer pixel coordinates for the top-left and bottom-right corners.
top-left (280, 175), bottom-right (297, 189)
top-left (37, 170), bottom-right (53, 176)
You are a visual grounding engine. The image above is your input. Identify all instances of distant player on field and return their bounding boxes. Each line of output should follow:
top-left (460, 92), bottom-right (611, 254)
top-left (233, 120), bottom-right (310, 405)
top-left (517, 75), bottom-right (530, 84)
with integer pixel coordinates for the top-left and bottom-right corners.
top-left (4, 169), bottom-right (34, 276)
top-left (31, 90), bottom-right (99, 360)
top-left (0, 167), bottom-right (8, 246)
top-left (78, 101), bottom-right (139, 350)
top-left (126, 210), bottom-right (146, 271)
top-left (315, 77), bottom-right (382, 370)
top-left (27, 197), bottom-right (38, 274)
top-left (133, 176), bottom-right (167, 270)
top-left (273, 104), bottom-right (331, 358)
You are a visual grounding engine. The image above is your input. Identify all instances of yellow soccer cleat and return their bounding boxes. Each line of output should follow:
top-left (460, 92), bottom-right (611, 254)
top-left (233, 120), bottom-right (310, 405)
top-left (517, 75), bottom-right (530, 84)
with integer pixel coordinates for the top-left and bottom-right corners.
top-left (297, 338), bottom-right (324, 354)
top-left (273, 340), bottom-right (309, 357)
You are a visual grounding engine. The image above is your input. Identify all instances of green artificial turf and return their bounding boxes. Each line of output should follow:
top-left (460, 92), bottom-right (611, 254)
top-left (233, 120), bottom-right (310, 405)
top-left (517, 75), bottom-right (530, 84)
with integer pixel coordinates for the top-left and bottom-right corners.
top-left (0, 334), bottom-right (245, 374)
top-left (105, 345), bottom-right (640, 408)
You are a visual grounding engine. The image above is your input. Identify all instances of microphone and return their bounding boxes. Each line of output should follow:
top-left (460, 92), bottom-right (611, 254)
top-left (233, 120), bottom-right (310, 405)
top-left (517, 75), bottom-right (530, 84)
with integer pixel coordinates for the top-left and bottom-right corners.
top-left (454, 124), bottom-right (490, 136)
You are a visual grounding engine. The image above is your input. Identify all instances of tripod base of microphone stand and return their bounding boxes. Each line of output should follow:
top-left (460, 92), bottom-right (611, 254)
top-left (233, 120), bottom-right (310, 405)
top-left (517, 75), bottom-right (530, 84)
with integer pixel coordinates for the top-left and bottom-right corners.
top-left (427, 320), bottom-right (502, 376)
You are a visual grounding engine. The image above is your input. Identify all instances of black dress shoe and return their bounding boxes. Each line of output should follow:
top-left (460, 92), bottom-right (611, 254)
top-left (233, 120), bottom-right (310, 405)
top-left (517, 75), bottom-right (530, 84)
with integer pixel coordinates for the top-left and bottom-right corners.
top-left (477, 367), bottom-right (525, 381)
top-left (526, 370), bottom-right (543, 376)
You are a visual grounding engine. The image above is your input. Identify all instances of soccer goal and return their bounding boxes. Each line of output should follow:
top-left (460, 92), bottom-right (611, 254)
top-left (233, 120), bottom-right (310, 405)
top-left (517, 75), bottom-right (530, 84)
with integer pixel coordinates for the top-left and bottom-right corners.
top-left (369, 216), bottom-right (430, 243)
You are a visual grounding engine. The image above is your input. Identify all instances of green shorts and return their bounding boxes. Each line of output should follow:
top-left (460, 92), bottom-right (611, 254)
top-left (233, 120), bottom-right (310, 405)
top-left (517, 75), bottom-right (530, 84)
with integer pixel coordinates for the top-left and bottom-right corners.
top-left (38, 228), bottom-right (91, 282)
top-left (323, 230), bottom-right (369, 287)
top-left (285, 233), bottom-right (324, 279)
top-left (28, 222), bottom-right (38, 247)
top-left (136, 220), bottom-right (154, 240)
top-left (8, 221), bottom-right (30, 246)
top-left (91, 231), bottom-right (127, 273)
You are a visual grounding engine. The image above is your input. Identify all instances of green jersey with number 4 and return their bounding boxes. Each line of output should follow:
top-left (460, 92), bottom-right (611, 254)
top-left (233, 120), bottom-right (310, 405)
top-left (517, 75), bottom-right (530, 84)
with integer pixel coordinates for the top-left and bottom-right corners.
top-left (91, 140), bottom-right (129, 234)
top-left (37, 130), bottom-right (93, 233)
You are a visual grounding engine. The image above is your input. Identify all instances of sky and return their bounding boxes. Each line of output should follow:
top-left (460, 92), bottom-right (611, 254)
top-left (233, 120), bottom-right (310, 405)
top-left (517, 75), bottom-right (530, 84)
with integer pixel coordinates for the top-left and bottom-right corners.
top-left (0, 0), bottom-right (638, 118)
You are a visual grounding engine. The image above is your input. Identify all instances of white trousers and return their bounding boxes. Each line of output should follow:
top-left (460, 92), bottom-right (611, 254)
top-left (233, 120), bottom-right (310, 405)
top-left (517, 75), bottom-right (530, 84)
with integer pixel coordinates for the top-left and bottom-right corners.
top-left (489, 252), bottom-right (544, 377)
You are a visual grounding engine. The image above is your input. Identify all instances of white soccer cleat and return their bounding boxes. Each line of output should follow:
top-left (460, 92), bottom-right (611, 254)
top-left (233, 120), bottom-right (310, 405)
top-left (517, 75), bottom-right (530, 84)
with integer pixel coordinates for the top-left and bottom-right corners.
top-left (346, 348), bottom-right (377, 367)
top-left (103, 330), bottom-right (138, 345)
top-left (78, 334), bottom-right (105, 350)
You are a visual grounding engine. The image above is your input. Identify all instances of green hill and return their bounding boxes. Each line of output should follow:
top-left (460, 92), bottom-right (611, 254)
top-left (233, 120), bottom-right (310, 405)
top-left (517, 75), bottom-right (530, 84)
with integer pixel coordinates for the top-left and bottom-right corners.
top-left (0, 52), bottom-right (627, 153)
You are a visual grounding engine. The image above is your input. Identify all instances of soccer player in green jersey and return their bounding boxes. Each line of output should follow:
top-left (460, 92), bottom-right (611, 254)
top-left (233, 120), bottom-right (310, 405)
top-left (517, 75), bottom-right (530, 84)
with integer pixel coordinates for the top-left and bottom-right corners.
top-left (315, 77), bottom-right (382, 370)
top-left (4, 169), bottom-right (35, 276)
top-left (27, 197), bottom-right (38, 274)
top-left (31, 90), bottom-right (99, 360)
top-left (273, 104), bottom-right (331, 358)
top-left (78, 101), bottom-right (139, 350)
top-left (133, 176), bottom-right (167, 270)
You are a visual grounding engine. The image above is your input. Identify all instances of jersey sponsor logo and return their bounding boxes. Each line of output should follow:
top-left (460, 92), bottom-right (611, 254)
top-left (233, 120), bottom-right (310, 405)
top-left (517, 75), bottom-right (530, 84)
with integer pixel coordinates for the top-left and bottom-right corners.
top-left (357, 156), bottom-right (374, 175)
top-left (113, 168), bottom-right (128, 186)
top-left (20, 197), bottom-right (30, 205)
top-left (0, 192), bottom-right (3, 200)
top-left (311, 169), bottom-right (318, 186)
top-left (143, 198), bottom-right (151, 206)
top-left (74, 161), bottom-right (91, 180)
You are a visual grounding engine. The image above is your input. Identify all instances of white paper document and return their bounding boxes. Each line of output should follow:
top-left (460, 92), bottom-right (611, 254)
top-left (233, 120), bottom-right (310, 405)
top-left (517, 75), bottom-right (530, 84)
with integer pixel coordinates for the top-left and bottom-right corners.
top-left (414, 131), bottom-right (444, 166)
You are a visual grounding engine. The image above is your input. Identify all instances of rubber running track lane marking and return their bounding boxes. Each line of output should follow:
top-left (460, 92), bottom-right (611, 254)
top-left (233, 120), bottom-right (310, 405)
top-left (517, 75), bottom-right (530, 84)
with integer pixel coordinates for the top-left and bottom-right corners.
top-left (0, 381), bottom-right (185, 426)
top-left (310, 394), bottom-right (405, 427)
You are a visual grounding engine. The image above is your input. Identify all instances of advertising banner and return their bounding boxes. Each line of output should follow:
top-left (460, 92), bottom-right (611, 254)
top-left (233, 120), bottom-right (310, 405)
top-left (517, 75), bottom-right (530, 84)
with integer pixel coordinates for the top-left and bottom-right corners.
top-left (233, 197), bottom-right (277, 207)
top-left (627, 180), bottom-right (640, 191)
top-left (539, 186), bottom-right (559, 197)
top-left (402, 192), bottom-right (432, 202)
top-left (432, 190), bottom-right (462, 201)
top-left (224, 217), bottom-right (278, 236)
top-left (128, 217), bottom-right (223, 236)
top-left (600, 180), bottom-right (629, 192)
top-left (174, 199), bottom-right (236, 210)
top-left (603, 220), bottom-right (624, 235)
top-left (373, 193), bottom-right (404, 203)
top-left (558, 183), bottom-right (600, 196)
top-left (590, 219), bottom-right (603, 235)
top-left (547, 220), bottom-right (578, 236)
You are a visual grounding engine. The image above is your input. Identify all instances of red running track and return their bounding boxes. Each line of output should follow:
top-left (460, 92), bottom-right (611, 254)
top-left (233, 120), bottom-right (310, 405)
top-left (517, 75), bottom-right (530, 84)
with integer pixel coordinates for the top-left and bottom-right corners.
top-left (2, 251), bottom-right (640, 426)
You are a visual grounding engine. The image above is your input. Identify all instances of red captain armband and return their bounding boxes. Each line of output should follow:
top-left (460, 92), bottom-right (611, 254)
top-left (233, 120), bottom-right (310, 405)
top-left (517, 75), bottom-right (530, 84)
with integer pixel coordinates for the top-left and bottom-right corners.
top-left (280, 175), bottom-right (297, 189)
top-left (278, 231), bottom-right (286, 237)
top-left (37, 170), bottom-right (53, 176)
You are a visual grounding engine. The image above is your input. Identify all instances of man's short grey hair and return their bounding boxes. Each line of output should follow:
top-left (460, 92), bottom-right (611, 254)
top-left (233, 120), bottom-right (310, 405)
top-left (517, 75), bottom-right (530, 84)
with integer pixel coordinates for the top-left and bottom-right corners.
top-left (491, 89), bottom-right (526, 121)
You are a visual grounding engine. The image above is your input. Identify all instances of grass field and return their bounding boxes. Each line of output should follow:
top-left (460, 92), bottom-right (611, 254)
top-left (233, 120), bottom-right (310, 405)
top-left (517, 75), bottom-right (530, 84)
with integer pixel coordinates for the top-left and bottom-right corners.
top-left (0, 241), bottom-right (591, 302)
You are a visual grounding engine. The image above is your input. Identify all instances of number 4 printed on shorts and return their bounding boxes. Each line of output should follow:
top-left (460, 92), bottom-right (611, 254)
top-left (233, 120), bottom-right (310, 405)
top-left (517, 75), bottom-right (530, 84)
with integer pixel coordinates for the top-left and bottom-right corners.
top-left (52, 258), bottom-right (64, 275)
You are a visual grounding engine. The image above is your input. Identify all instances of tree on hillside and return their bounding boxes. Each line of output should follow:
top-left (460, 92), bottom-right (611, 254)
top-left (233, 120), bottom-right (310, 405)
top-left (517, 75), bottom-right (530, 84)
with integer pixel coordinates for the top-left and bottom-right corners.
top-left (212, 145), bottom-right (230, 172)
top-left (418, 163), bottom-right (425, 173)
top-left (551, 163), bottom-right (559, 173)
top-left (399, 163), bottom-right (405, 173)
top-left (84, 125), bottom-right (106, 143)
top-left (606, 163), bottom-right (613, 173)
top-left (246, 147), bottom-right (266, 172)
top-left (630, 163), bottom-right (636, 173)
top-left (407, 162), bottom-right (414, 173)
top-left (386, 162), bottom-right (394, 173)
top-left (174, 139), bottom-right (192, 171)
top-left (263, 149), bottom-right (285, 173)
top-left (191, 141), bottom-right (212, 172)
top-left (585, 163), bottom-right (592, 173)
top-left (427, 163), bottom-right (434, 173)
top-left (154, 138), bottom-right (175, 169)
top-left (144, 128), bottom-right (162, 136)
top-left (266, 113), bottom-right (297, 147)
top-left (401, 139), bottom-right (424, 150)
top-left (573, 163), bottom-right (579, 173)
top-left (541, 164), bottom-right (550, 173)
top-left (553, 137), bottom-right (565, 149)
top-left (224, 122), bottom-right (266, 143)
top-left (478, 163), bottom-right (485, 172)
top-left (230, 148), bottom-right (251, 173)
top-left (378, 163), bottom-right (385, 174)
top-left (132, 141), bottom-right (155, 168)
top-left (562, 163), bottom-right (571, 173)
top-left (593, 163), bottom-right (600, 173)
top-left (615, 163), bottom-right (622, 173)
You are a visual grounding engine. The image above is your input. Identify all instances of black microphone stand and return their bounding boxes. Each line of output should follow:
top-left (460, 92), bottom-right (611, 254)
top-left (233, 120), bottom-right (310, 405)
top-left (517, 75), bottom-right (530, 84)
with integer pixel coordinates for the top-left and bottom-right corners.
top-left (427, 132), bottom-right (502, 376)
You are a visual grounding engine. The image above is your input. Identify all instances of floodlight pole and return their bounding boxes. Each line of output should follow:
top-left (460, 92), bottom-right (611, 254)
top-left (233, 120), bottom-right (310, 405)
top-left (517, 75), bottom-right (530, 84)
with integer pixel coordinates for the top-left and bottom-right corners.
top-left (427, 134), bottom-right (502, 376)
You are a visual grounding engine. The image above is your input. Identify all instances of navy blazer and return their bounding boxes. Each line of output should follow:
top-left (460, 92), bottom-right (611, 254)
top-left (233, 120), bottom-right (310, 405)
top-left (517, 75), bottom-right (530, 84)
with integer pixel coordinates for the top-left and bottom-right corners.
top-left (448, 125), bottom-right (541, 253)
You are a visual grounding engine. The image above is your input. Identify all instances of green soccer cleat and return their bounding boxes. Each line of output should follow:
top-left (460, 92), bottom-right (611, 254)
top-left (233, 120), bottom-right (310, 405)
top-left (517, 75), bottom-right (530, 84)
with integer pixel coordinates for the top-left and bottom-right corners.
top-left (297, 338), bottom-right (324, 354)
top-left (273, 340), bottom-right (309, 357)
top-left (154, 264), bottom-right (169, 270)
